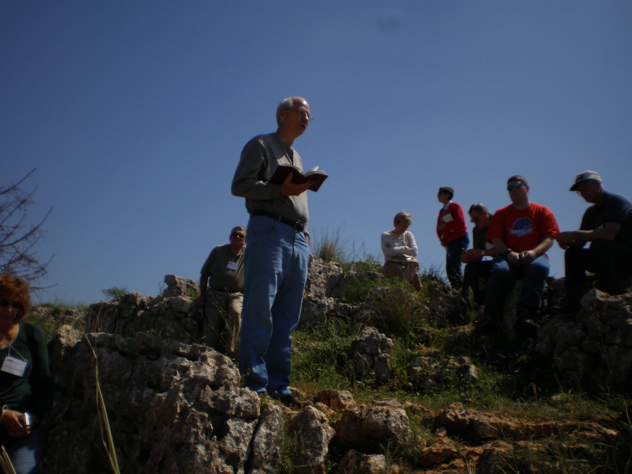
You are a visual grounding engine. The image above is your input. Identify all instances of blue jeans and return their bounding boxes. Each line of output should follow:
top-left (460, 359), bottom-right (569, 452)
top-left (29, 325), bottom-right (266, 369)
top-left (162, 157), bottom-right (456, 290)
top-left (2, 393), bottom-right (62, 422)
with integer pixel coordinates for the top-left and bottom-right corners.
top-left (483, 253), bottom-right (550, 321)
top-left (461, 260), bottom-right (492, 305)
top-left (2, 427), bottom-right (42, 474)
top-left (239, 215), bottom-right (310, 398)
top-left (446, 235), bottom-right (469, 289)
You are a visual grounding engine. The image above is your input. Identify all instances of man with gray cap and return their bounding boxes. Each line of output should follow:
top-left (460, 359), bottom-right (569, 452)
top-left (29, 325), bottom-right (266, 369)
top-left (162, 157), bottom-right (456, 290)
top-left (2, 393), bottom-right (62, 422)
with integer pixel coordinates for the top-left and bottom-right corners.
top-left (556, 171), bottom-right (632, 311)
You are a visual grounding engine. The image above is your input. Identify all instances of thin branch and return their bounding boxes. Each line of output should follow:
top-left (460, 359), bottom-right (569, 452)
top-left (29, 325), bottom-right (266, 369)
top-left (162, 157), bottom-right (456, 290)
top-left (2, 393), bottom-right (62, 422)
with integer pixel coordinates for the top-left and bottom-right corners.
top-left (0, 169), bottom-right (53, 282)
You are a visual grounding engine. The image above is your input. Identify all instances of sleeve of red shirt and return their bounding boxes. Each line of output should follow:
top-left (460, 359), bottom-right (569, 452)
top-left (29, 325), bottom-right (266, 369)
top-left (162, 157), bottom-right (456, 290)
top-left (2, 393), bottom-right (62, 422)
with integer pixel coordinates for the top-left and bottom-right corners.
top-left (538, 205), bottom-right (560, 238)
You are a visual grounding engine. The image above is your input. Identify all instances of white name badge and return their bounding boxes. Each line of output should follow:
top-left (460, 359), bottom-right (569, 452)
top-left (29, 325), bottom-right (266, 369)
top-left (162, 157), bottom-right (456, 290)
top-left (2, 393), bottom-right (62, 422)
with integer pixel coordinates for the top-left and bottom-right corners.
top-left (1, 356), bottom-right (27, 377)
top-left (226, 261), bottom-right (238, 271)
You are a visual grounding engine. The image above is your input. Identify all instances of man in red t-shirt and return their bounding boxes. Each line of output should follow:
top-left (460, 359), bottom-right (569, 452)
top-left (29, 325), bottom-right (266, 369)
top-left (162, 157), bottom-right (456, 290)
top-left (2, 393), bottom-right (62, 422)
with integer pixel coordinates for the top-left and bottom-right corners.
top-left (479, 176), bottom-right (560, 338)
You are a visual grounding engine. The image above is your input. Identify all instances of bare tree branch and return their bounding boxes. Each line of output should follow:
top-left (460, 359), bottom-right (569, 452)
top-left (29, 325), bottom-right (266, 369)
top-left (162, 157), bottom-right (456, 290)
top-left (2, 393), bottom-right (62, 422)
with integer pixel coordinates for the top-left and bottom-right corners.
top-left (0, 168), bottom-right (54, 285)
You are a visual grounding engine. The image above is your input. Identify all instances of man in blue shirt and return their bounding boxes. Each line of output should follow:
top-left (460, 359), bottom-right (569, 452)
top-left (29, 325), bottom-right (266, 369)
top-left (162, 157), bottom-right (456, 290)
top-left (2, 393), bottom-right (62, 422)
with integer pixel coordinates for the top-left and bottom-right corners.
top-left (556, 171), bottom-right (632, 311)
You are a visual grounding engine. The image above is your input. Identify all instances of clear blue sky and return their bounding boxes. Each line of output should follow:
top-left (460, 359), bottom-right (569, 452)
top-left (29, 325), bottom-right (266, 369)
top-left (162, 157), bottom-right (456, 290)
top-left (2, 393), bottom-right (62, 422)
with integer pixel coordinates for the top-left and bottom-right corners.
top-left (2, 1), bottom-right (631, 304)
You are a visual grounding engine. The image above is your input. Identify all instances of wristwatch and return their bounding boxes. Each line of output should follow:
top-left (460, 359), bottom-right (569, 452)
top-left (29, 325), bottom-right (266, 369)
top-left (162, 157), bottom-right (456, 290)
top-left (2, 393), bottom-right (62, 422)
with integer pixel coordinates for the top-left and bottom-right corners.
top-left (502, 249), bottom-right (511, 256)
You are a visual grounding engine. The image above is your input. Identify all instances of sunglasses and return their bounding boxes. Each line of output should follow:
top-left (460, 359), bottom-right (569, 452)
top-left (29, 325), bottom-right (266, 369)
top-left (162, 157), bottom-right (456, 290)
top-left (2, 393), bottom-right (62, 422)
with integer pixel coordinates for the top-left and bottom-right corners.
top-left (0, 300), bottom-right (24, 310)
top-left (231, 233), bottom-right (245, 239)
top-left (470, 217), bottom-right (480, 223)
top-left (507, 182), bottom-right (524, 191)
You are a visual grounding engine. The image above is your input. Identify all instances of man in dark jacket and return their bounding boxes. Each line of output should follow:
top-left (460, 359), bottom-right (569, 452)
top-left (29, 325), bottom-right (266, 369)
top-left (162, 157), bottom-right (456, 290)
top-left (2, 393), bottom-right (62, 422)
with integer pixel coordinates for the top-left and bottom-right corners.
top-left (556, 170), bottom-right (632, 311)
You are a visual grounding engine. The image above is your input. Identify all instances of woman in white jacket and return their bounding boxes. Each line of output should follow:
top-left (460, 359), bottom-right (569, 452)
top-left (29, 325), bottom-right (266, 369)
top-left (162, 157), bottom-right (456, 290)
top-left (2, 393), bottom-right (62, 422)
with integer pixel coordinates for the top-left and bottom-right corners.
top-left (381, 211), bottom-right (423, 291)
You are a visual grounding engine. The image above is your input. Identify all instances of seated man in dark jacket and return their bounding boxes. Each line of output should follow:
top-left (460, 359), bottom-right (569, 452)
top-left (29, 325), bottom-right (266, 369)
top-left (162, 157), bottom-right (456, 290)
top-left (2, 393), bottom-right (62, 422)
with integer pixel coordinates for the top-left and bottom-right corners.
top-left (556, 170), bottom-right (632, 311)
top-left (461, 203), bottom-right (497, 306)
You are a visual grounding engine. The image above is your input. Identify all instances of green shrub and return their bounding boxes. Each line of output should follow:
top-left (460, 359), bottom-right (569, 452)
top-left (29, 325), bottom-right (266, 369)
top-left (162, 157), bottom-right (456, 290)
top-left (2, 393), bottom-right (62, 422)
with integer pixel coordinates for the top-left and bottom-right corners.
top-left (26, 304), bottom-right (85, 342)
top-left (419, 264), bottom-right (447, 288)
top-left (312, 227), bottom-right (347, 263)
top-left (368, 284), bottom-right (428, 341)
top-left (341, 258), bottom-right (383, 274)
top-left (101, 286), bottom-right (128, 301)
top-left (25, 312), bottom-right (60, 342)
top-left (341, 275), bottom-right (383, 305)
top-left (293, 318), bottom-right (361, 390)
top-left (184, 287), bottom-right (200, 301)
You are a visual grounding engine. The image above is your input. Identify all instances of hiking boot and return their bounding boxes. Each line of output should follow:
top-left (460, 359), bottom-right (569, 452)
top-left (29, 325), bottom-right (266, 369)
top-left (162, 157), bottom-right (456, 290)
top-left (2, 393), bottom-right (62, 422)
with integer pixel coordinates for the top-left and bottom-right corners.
top-left (273, 392), bottom-right (312, 409)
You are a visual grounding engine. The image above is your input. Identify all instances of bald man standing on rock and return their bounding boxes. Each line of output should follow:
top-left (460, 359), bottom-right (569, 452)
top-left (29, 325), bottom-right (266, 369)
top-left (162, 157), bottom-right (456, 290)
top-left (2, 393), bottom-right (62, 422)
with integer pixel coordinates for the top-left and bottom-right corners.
top-left (232, 96), bottom-right (315, 408)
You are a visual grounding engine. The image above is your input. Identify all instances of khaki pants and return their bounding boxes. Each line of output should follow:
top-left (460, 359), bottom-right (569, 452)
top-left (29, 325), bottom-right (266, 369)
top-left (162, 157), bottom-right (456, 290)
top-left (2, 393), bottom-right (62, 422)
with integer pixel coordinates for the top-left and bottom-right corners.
top-left (202, 289), bottom-right (243, 356)
top-left (384, 259), bottom-right (422, 291)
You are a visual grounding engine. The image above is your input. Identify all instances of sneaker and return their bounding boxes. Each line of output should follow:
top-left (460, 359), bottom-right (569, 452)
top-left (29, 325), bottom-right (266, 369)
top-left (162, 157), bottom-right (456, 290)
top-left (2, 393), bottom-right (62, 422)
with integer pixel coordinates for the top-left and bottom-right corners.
top-left (273, 393), bottom-right (312, 409)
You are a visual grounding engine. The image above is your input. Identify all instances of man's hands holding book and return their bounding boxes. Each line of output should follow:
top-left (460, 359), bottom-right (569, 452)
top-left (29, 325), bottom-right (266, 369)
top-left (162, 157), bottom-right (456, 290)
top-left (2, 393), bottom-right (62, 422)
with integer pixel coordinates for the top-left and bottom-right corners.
top-left (270, 164), bottom-right (328, 193)
top-left (280, 173), bottom-right (313, 197)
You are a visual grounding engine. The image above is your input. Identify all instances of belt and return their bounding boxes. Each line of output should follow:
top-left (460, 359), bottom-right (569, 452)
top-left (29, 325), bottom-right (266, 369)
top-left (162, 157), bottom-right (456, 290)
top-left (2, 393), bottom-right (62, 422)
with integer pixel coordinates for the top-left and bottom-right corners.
top-left (251, 210), bottom-right (306, 232)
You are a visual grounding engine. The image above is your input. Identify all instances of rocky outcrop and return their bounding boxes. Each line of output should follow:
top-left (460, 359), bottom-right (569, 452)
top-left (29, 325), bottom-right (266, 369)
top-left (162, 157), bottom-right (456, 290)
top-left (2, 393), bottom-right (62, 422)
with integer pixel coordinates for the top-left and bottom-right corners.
top-left (435, 402), bottom-right (616, 444)
top-left (535, 288), bottom-right (632, 393)
top-left (41, 327), bottom-right (416, 473)
top-left (285, 406), bottom-right (335, 473)
top-left (35, 256), bottom-right (632, 472)
top-left (84, 276), bottom-right (201, 344)
top-left (409, 355), bottom-right (478, 392)
top-left (338, 450), bottom-right (388, 474)
top-left (335, 402), bottom-right (413, 453)
top-left (80, 257), bottom-right (632, 397)
top-left (82, 261), bottom-right (379, 345)
top-left (43, 326), bottom-right (256, 473)
top-left (346, 326), bottom-right (393, 384)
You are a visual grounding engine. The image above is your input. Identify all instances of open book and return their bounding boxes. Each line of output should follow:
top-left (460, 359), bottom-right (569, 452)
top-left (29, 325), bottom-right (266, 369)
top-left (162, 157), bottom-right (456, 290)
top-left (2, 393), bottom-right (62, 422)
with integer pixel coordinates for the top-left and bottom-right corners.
top-left (269, 165), bottom-right (328, 192)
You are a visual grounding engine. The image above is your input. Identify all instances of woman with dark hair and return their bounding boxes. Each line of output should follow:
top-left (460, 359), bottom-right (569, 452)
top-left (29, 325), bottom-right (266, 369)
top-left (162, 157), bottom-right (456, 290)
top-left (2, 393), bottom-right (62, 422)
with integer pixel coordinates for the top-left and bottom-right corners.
top-left (0, 275), bottom-right (51, 474)
top-left (381, 211), bottom-right (423, 291)
top-left (436, 187), bottom-right (469, 289)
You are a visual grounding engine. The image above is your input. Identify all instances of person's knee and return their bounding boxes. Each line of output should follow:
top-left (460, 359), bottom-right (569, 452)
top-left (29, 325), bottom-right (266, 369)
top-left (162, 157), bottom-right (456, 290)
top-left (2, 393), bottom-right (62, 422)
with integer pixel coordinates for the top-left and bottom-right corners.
top-left (589, 239), bottom-right (618, 262)
top-left (490, 264), bottom-right (510, 279)
top-left (528, 263), bottom-right (549, 279)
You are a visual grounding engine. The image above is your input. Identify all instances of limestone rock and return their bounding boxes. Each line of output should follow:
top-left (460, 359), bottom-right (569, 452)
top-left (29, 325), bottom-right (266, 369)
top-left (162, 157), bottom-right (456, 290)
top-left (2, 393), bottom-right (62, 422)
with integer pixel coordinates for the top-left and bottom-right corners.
top-left (409, 356), bottom-right (478, 392)
top-left (85, 291), bottom-right (201, 345)
top-left (436, 403), bottom-right (521, 443)
top-left (287, 406), bottom-right (336, 473)
top-left (420, 436), bottom-right (459, 466)
top-left (335, 404), bottom-right (412, 453)
top-left (305, 254), bottom-right (343, 299)
top-left (346, 326), bottom-right (393, 384)
top-left (42, 326), bottom-right (255, 473)
top-left (162, 274), bottom-right (199, 298)
top-left (315, 389), bottom-right (355, 410)
top-left (338, 450), bottom-right (387, 473)
top-left (249, 403), bottom-right (285, 473)
top-left (535, 289), bottom-right (632, 393)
